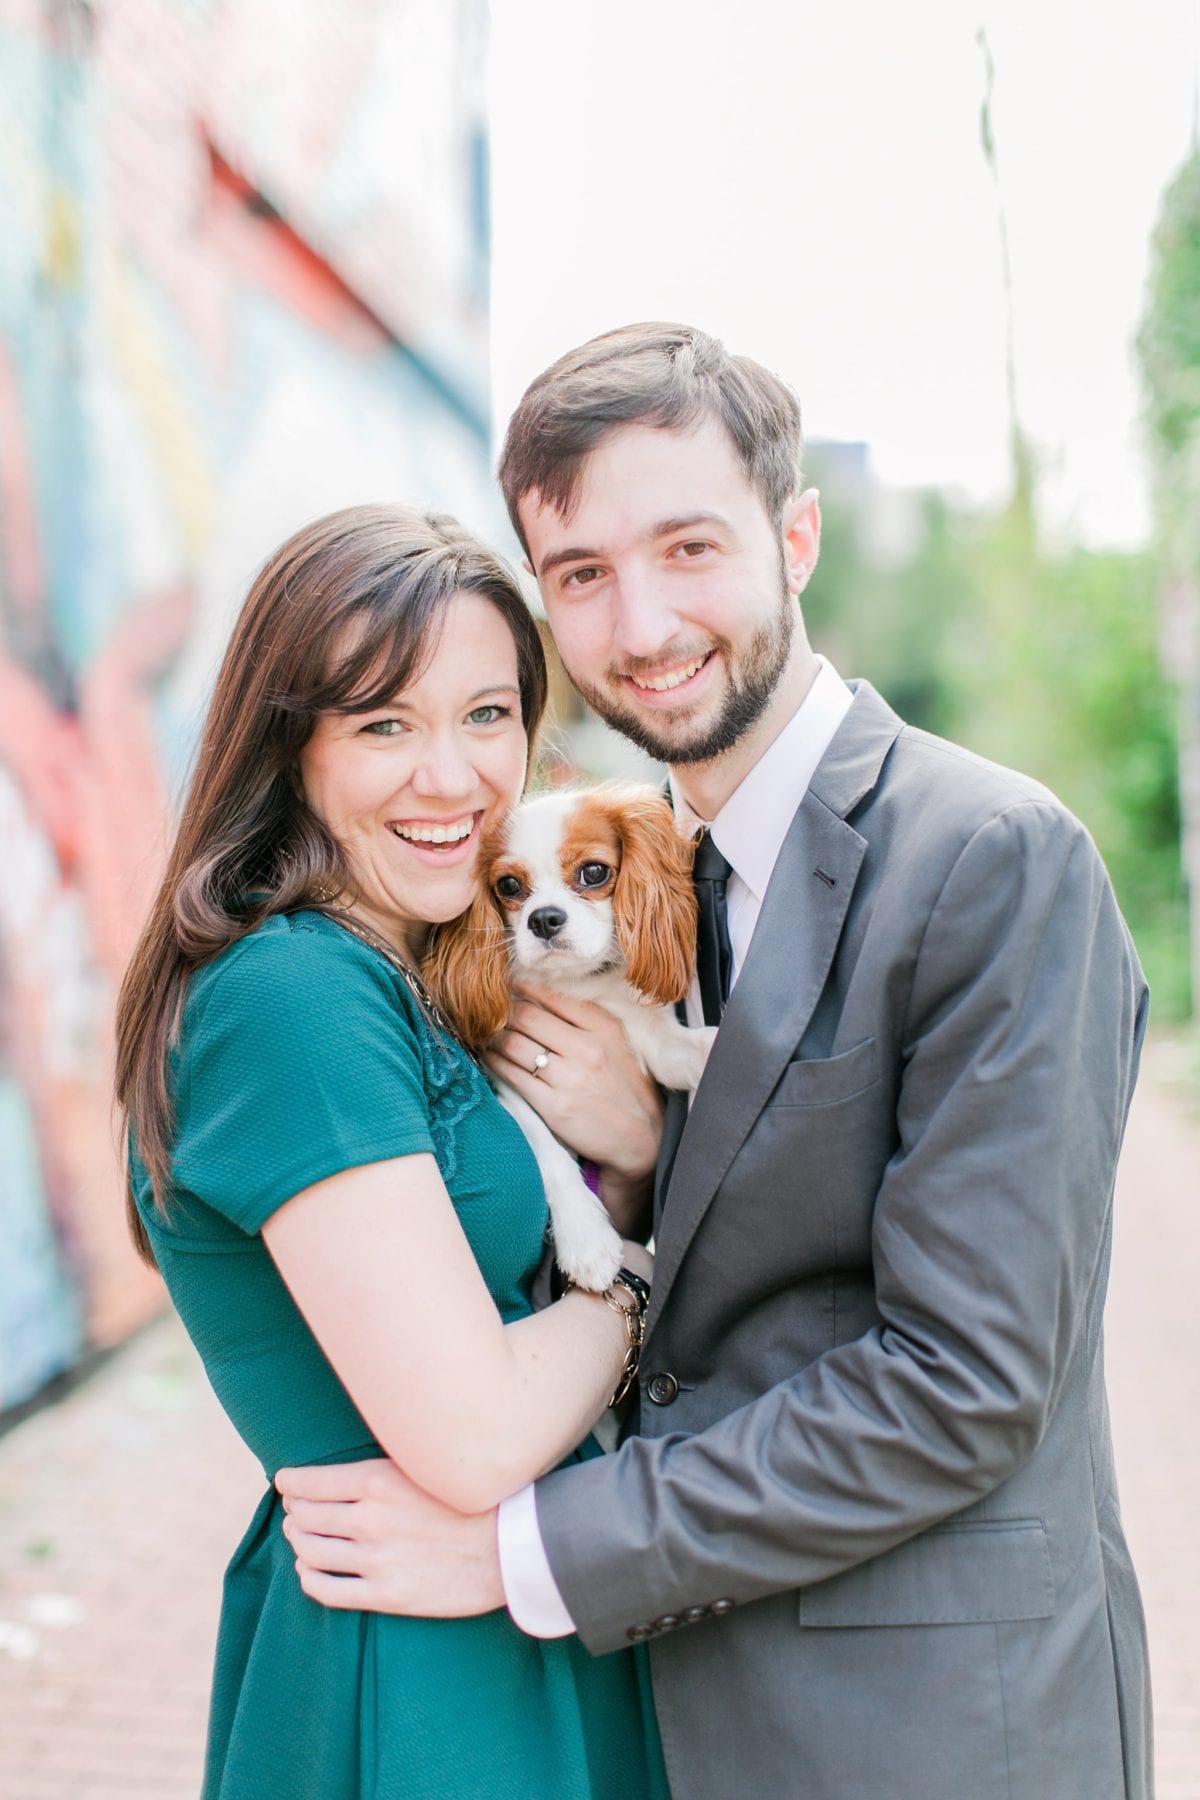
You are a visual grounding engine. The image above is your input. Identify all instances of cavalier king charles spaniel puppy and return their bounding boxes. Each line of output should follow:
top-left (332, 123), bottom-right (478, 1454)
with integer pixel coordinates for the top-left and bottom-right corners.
top-left (424, 785), bottom-right (716, 1289)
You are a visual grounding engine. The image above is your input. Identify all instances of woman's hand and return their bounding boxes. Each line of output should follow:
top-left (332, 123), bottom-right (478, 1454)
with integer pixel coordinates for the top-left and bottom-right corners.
top-left (485, 986), bottom-right (664, 1236)
top-left (277, 1459), bottom-right (504, 1617)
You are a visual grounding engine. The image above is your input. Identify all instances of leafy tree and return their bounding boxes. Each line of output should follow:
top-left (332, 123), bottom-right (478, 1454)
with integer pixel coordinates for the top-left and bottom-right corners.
top-left (805, 459), bottom-right (1188, 1018)
top-left (1137, 148), bottom-right (1200, 1022)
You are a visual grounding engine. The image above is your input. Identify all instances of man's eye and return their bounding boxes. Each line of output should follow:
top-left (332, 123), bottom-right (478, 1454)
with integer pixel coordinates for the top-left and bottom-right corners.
top-left (564, 566), bottom-right (602, 588)
top-left (578, 862), bottom-right (612, 888)
top-left (495, 875), bottom-right (524, 900)
top-left (676, 541), bottom-right (709, 558)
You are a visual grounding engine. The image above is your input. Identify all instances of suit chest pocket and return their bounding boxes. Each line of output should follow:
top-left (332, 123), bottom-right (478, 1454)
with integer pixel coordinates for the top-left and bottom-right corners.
top-left (767, 1035), bottom-right (880, 1109)
top-left (713, 1036), bottom-right (890, 1273)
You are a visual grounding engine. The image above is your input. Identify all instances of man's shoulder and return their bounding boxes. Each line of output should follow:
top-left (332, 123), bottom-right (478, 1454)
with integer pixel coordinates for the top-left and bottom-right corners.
top-left (820, 680), bottom-right (1067, 836)
top-left (832, 712), bottom-right (1125, 965)
top-left (888, 721), bottom-right (1060, 816)
top-left (855, 709), bottom-right (1091, 870)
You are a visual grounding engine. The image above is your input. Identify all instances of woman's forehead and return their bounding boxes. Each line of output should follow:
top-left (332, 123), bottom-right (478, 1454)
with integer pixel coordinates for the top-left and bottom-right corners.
top-left (329, 592), bottom-right (519, 710)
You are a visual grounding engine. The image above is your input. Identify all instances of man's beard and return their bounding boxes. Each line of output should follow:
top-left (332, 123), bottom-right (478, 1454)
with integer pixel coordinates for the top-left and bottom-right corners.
top-left (566, 578), bottom-right (796, 766)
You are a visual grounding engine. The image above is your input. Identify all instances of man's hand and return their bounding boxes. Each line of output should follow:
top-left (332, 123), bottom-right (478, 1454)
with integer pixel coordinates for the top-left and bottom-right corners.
top-left (485, 986), bottom-right (663, 1235)
top-left (276, 1460), bottom-right (505, 1616)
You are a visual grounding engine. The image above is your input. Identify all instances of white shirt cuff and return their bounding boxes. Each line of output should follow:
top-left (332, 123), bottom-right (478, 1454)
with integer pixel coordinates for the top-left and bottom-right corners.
top-left (496, 1481), bottom-right (576, 1637)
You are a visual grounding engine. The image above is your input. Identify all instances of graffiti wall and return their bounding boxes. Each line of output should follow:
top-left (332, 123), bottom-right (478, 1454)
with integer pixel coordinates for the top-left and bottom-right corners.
top-left (0, 0), bottom-right (499, 1411)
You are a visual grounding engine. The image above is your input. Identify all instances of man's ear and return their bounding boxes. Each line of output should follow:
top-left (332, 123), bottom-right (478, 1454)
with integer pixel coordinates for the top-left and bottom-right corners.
top-left (782, 488), bottom-right (821, 595)
top-left (522, 556), bottom-right (534, 575)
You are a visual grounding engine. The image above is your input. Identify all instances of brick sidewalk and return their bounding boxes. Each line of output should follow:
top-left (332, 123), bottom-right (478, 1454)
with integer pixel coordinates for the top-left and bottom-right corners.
top-left (0, 1322), bottom-right (260, 1798)
top-left (0, 1046), bottom-right (1197, 1799)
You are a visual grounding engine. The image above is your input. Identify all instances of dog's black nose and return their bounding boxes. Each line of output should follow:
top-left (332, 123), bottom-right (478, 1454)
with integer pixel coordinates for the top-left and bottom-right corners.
top-left (528, 906), bottom-right (567, 941)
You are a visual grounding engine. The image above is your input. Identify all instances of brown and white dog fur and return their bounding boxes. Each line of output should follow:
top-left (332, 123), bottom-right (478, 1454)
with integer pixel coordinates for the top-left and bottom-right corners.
top-left (424, 785), bottom-right (716, 1289)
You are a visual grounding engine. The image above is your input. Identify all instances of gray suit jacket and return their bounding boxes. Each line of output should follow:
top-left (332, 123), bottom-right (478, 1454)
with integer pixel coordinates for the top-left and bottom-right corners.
top-left (535, 682), bottom-right (1152, 1800)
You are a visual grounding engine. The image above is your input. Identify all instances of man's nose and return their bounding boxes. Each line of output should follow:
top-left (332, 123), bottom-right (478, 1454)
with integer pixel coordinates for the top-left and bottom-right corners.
top-left (611, 571), bottom-right (681, 661)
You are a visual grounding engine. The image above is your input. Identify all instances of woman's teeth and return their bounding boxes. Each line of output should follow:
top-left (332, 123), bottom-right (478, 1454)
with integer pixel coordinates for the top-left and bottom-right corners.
top-left (631, 654), bottom-right (709, 692)
top-left (391, 819), bottom-right (474, 845)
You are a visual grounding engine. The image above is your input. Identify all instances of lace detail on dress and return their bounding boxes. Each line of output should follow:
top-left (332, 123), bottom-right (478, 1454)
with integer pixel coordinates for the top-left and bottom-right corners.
top-left (406, 1000), bottom-right (487, 1185)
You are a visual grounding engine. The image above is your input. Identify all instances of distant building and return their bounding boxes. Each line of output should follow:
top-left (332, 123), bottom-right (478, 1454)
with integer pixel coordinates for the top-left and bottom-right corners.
top-left (0, 0), bottom-right (496, 1412)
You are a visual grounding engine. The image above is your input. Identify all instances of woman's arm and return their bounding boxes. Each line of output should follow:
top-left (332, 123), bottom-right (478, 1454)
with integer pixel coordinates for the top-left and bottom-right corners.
top-left (262, 1154), bottom-right (647, 1515)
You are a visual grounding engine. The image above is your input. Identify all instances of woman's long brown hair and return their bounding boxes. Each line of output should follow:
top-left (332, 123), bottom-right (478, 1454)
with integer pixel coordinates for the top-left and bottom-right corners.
top-left (114, 504), bottom-right (548, 1265)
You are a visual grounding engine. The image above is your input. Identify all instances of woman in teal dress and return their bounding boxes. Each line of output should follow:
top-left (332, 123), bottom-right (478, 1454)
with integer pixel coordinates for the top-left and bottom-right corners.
top-left (114, 505), bottom-right (668, 1799)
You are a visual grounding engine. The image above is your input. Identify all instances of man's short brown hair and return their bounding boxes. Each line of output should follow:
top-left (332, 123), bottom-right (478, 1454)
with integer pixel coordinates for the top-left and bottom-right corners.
top-left (498, 321), bottom-right (804, 555)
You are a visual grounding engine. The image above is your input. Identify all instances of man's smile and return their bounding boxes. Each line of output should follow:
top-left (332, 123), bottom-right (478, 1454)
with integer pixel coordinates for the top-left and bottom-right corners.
top-left (622, 650), bottom-right (717, 704)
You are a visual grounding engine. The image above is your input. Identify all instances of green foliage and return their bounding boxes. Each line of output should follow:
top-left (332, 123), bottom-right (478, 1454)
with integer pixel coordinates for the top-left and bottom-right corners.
top-left (1139, 152), bottom-right (1200, 465)
top-left (1134, 147), bottom-right (1200, 1027)
top-left (805, 456), bottom-right (1190, 1019)
top-left (803, 484), bottom-right (967, 740)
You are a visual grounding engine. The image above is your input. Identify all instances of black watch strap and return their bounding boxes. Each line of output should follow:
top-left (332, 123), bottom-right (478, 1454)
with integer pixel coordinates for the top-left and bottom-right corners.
top-left (616, 1266), bottom-right (652, 1310)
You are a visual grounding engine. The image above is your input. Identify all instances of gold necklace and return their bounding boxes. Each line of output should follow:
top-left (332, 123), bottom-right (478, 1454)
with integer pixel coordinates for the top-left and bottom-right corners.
top-left (319, 906), bottom-right (462, 1044)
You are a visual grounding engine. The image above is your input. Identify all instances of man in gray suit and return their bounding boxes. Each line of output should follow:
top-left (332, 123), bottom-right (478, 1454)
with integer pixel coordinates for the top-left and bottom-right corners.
top-left (279, 324), bottom-right (1152, 1798)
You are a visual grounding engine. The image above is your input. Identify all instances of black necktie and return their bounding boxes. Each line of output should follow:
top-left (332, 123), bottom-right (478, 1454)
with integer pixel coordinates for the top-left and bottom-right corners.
top-left (693, 830), bottom-right (733, 1027)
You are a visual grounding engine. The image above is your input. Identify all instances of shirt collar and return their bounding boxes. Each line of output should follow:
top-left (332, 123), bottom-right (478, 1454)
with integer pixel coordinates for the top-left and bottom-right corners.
top-left (670, 657), bottom-right (853, 902)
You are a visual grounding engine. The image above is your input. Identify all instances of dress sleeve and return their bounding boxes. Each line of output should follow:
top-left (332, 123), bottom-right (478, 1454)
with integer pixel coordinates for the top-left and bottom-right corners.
top-left (170, 923), bottom-right (436, 1235)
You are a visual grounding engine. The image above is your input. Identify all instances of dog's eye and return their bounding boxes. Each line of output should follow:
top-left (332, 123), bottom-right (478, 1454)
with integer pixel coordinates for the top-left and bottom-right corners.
top-left (577, 862), bottom-right (612, 889)
top-left (495, 875), bottom-right (523, 900)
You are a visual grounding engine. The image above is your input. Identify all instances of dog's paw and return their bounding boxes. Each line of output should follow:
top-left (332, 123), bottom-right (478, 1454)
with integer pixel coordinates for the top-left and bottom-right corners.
top-left (656, 1023), bottom-right (719, 1091)
top-left (551, 1205), bottom-right (624, 1292)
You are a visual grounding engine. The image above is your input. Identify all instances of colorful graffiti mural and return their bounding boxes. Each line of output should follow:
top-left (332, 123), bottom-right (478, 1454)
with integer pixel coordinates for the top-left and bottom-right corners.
top-left (0, 0), bottom-right (496, 1411)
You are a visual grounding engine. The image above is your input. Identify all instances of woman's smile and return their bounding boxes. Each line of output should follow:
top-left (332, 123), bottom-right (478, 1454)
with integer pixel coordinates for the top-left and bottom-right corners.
top-left (385, 811), bottom-right (484, 864)
top-left (388, 814), bottom-right (479, 847)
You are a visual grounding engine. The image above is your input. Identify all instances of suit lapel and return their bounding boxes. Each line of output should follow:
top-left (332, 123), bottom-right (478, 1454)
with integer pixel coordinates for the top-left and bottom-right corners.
top-left (647, 798), bottom-right (865, 1323)
top-left (654, 1089), bottom-right (689, 1231)
top-left (646, 681), bottom-right (903, 1333)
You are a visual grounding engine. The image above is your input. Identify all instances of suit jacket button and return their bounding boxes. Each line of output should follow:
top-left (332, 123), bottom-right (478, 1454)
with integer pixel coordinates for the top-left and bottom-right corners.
top-left (653, 1614), bottom-right (681, 1632)
top-left (710, 1598), bottom-right (736, 1615)
top-left (683, 1605), bottom-right (709, 1625)
top-left (646, 1371), bottom-right (680, 1405)
top-left (626, 1622), bottom-right (654, 1641)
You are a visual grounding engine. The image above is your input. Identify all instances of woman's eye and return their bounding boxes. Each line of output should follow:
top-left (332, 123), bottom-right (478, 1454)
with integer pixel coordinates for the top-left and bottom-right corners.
top-left (495, 875), bottom-right (523, 900)
top-left (361, 718), bottom-right (404, 736)
top-left (578, 862), bottom-right (612, 888)
top-left (467, 704), bottom-right (509, 725)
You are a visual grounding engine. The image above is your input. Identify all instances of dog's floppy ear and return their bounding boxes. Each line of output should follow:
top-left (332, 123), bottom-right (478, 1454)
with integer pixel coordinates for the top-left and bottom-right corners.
top-left (609, 789), bottom-right (697, 1005)
top-left (422, 878), bottom-right (511, 1052)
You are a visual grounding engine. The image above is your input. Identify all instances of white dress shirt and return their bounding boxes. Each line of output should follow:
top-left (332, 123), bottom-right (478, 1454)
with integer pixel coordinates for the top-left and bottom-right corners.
top-left (497, 658), bottom-right (855, 1637)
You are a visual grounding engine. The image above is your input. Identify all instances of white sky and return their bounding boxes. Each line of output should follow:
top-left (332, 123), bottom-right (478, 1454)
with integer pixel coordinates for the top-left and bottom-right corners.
top-left (489, 0), bottom-right (1199, 547)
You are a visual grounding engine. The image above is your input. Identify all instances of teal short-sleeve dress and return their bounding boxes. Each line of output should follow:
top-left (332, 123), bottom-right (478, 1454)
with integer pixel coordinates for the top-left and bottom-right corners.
top-left (131, 910), bottom-right (667, 1800)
